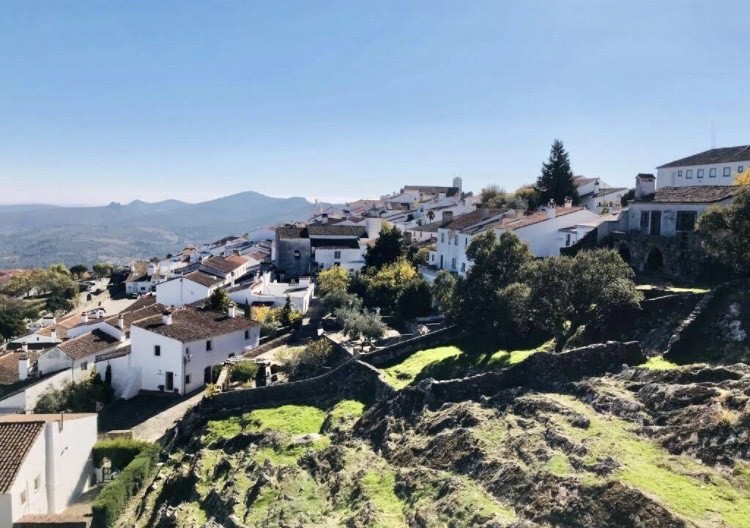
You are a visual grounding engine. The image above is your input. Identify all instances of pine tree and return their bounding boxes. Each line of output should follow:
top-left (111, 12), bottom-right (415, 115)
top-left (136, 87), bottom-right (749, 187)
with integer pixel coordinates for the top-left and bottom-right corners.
top-left (536, 140), bottom-right (579, 206)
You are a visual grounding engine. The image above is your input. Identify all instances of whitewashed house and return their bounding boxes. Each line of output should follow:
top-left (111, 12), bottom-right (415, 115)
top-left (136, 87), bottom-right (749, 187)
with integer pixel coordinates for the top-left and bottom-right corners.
top-left (228, 272), bottom-right (315, 314)
top-left (129, 305), bottom-right (259, 394)
top-left (125, 261), bottom-right (163, 295)
top-left (156, 271), bottom-right (225, 308)
top-left (573, 176), bottom-right (627, 214)
top-left (0, 413), bottom-right (97, 528)
top-left (619, 173), bottom-right (739, 237)
top-left (200, 235), bottom-right (246, 257)
top-left (656, 145), bottom-right (750, 188)
top-left (37, 329), bottom-right (126, 382)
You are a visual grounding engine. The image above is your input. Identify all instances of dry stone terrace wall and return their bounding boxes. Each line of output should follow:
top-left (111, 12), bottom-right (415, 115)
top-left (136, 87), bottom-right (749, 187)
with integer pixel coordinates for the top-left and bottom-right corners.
top-left (201, 359), bottom-right (394, 412)
top-left (359, 327), bottom-right (457, 368)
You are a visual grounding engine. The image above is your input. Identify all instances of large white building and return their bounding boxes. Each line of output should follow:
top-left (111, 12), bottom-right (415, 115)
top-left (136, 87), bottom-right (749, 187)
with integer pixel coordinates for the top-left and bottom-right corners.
top-left (0, 413), bottom-right (97, 528)
top-left (130, 306), bottom-right (259, 395)
top-left (573, 176), bottom-right (627, 214)
top-left (155, 271), bottom-right (225, 308)
top-left (656, 145), bottom-right (750, 188)
top-left (228, 273), bottom-right (315, 314)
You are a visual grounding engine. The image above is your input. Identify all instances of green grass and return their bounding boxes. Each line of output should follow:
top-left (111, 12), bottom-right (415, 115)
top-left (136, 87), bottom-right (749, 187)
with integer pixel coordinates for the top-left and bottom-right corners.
top-left (327, 399), bottom-right (366, 430)
top-left (642, 356), bottom-right (681, 370)
top-left (360, 469), bottom-right (407, 527)
top-left (382, 340), bottom-right (554, 389)
top-left (244, 405), bottom-right (327, 435)
top-left (382, 346), bottom-right (463, 389)
top-left (546, 394), bottom-right (750, 527)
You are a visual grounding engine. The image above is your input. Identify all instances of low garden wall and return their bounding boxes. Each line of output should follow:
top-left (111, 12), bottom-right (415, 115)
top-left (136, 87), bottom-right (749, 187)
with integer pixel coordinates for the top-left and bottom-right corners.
top-left (244, 332), bottom-right (293, 358)
top-left (359, 327), bottom-right (456, 368)
top-left (201, 359), bottom-right (394, 412)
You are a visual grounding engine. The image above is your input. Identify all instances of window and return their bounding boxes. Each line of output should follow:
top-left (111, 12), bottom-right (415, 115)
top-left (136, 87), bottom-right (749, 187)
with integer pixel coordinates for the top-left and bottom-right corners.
top-left (451, 258), bottom-right (457, 270)
top-left (566, 233), bottom-right (572, 247)
top-left (464, 237), bottom-right (468, 247)
top-left (80, 361), bottom-right (88, 371)
top-left (185, 374), bottom-right (191, 385)
top-left (454, 236), bottom-right (458, 246)
top-left (293, 250), bottom-right (300, 259)
top-left (154, 345), bottom-right (161, 356)
top-left (677, 170), bottom-right (683, 178)
top-left (34, 475), bottom-right (41, 490)
top-left (676, 211), bottom-right (697, 232)
top-left (724, 167), bottom-right (732, 177)
top-left (206, 340), bottom-right (212, 351)
top-left (460, 262), bottom-right (466, 273)
top-left (686, 169), bottom-right (693, 179)
top-left (697, 169), bottom-right (704, 178)
top-left (709, 168), bottom-right (716, 178)
top-left (440, 233), bottom-right (444, 243)
top-left (333, 250), bottom-right (341, 259)
top-left (244, 330), bottom-right (250, 340)
top-left (430, 254), bottom-right (434, 262)
top-left (740, 165), bottom-right (745, 173)
top-left (640, 211), bottom-right (650, 234)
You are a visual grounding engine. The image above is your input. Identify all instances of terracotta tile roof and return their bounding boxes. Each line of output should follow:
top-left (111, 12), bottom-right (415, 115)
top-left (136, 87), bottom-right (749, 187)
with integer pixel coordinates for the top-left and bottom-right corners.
top-left (182, 271), bottom-right (224, 288)
top-left (132, 306), bottom-right (258, 343)
top-left (657, 146), bottom-right (750, 169)
top-left (494, 207), bottom-right (586, 231)
top-left (58, 330), bottom-right (121, 360)
top-left (645, 185), bottom-right (739, 204)
top-left (122, 296), bottom-right (157, 313)
top-left (0, 421), bottom-right (44, 493)
top-left (310, 238), bottom-right (361, 249)
top-left (276, 226), bottom-right (309, 239)
top-left (0, 351), bottom-right (40, 385)
top-left (573, 176), bottom-right (598, 187)
top-left (105, 303), bottom-right (166, 333)
top-left (403, 185), bottom-right (460, 197)
top-left (203, 256), bottom-right (244, 275)
top-left (0, 413), bottom-right (96, 423)
top-left (415, 208), bottom-right (504, 233)
top-left (307, 224), bottom-right (367, 237)
top-left (125, 261), bottom-right (150, 283)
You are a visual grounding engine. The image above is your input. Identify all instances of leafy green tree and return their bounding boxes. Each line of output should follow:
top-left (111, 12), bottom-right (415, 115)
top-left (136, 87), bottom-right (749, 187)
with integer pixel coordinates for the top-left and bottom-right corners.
top-left (364, 258), bottom-right (419, 313)
top-left (519, 249), bottom-right (642, 347)
top-left (515, 186), bottom-right (543, 210)
top-left (242, 300), bottom-right (252, 320)
top-left (322, 289), bottom-right (362, 315)
top-left (49, 263), bottom-right (70, 276)
top-left (536, 139), bottom-right (579, 206)
top-left (279, 296), bottom-right (303, 328)
top-left (69, 265), bottom-right (88, 279)
top-left (0, 295), bottom-right (37, 340)
top-left (280, 338), bottom-right (334, 378)
top-left (207, 288), bottom-right (231, 313)
top-left (480, 184), bottom-right (508, 208)
top-left (450, 231), bottom-right (533, 345)
top-left (2, 273), bottom-right (32, 298)
top-left (365, 224), bottom-right (405, 269)
top-left (337, 307), bottom-right (386, 350)
top-left (395, 279), bottom-right (433, 321)
top-left (698, 186), bottom-right (750, 275)
top-left (317, 266), bottom-right (350, 295)
top-left (407, 247), bottom-right (430, 267)
top-left (432, 270), bottom-right (457, 314)
top-left (92, 262), bottom-right (114, 279)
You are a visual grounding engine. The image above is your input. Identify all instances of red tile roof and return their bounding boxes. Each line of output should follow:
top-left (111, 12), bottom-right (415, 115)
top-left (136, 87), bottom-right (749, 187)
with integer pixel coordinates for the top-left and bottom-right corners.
top-left (132, 306), bottom-right (258, 343)
top-left (58, 330), bottom-right (121, 360)
top-left (0, 421), bottom-right (44, 493)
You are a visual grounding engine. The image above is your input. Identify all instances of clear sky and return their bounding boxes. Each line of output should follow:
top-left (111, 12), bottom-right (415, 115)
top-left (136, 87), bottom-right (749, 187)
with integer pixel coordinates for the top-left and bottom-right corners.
top-left (1, 1), bottom-right (748, 205)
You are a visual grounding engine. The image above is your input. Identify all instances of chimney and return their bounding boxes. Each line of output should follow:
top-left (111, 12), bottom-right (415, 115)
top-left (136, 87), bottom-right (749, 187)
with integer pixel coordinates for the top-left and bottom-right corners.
top-left (82, 312), bottom-right (89, 324)
top-left (162, 310), bottom-right (173, 326)
top-left (564, 197), bottom-right (573, 208)
top-left (18, 354), bottom-right (30, 381)
top-left (442, 211), bottom-right (454, 223)
top-left (98, 309), bottom-right (105, 319)
top-left (117, 314), bottom-right (125, 330)
top-left (21, 342), bottom-right (28, 353)
top-left (481, 207), bottom-right (490, 220)
top-left (321, 213), bottom-right (328, 222)
top-left (546, 200), bottom-right (556, 219)
top-left (228, 304), bottom-right (237, 319)
top-left (635, 173), bottom-right (656, 200)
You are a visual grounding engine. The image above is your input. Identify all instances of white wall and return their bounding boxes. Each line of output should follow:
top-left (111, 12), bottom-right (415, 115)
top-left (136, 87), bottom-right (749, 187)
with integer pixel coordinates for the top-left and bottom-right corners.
top-left (156, 277), bottom-right (213, 307)
top-left (37, 348), bottom-right (72, 377)
top-left (431, 229), bottom-right (472, 275)
top-left (657, 161), bottom-right (746, 188)
top-left (183, 326), bottom-right (260, 393)
top-left (313, 248), bottom-right (365, 272)
top-left (4, 430), bottom-right (47, 526)
top-left (508, 209), bottom-right (601, 257)
top-left (129, 326), bottom-right (184, 394)
top-left (95, 352), bottom-right (139, 399)
top-left (621, 202), bottom-right (714, 237)
top-left (46, 415), bottom-right (96, 513)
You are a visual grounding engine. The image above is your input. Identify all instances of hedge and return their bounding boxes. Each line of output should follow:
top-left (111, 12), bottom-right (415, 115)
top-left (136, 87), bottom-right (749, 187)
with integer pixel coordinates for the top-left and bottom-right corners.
top-left (92, 439), bottom-right (156, 470)
top-left (231, 361), bottom-right (260, 383)
top-left (91, 442), bottom-right (159, 528)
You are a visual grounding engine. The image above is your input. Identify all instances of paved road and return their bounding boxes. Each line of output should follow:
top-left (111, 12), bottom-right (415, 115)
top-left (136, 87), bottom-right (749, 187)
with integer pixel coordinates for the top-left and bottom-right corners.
top-left (130, 390), bottom-right (205, 443)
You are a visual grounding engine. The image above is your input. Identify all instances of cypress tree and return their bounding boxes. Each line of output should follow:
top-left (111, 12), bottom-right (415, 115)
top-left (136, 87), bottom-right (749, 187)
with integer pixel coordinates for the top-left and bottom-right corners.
top-left (536, 140), bottom-right (579, 206)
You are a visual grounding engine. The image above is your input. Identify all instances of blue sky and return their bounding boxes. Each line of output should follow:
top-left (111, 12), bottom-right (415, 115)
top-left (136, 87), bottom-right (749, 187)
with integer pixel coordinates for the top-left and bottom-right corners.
top-left (1, 1), bottom-right (748, 205)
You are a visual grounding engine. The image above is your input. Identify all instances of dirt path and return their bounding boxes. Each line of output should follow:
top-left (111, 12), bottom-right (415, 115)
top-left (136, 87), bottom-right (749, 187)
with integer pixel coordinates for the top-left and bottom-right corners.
top-left (130, 390), bottom-right (205, 442)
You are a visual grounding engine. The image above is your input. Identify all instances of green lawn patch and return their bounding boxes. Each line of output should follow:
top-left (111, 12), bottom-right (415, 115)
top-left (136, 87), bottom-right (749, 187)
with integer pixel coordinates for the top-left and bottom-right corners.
top-left (382, 346), bottom-right (463, 389)
top-left (642, 356), bottom-right (681, 370)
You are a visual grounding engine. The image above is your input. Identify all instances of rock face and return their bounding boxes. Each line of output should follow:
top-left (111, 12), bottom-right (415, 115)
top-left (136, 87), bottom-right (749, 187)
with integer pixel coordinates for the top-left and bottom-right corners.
top-left (124, 341), bottom-right (750, 528)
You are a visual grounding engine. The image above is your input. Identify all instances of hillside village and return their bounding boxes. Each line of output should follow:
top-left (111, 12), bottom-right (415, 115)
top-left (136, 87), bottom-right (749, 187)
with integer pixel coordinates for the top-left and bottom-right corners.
top-left (1, 143), bottom-right (750, 528)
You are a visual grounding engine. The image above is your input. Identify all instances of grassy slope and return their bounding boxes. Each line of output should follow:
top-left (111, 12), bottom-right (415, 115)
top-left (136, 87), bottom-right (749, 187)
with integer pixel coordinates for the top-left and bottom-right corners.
top-left (381, 341), bottom-right (553, 389)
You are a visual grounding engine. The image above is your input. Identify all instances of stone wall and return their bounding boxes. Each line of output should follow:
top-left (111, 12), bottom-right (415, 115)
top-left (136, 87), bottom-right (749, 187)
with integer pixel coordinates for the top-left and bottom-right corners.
top-left (201, 359), bottom-right (394, 412)
top-left (429, 341), bottom-right (644, 403)
top-left (243, 332), bottom-right (293, 359)
top-left (359, 327), bottom-right (456, 368)
top-left (607, 232), bottom-right (707, 279)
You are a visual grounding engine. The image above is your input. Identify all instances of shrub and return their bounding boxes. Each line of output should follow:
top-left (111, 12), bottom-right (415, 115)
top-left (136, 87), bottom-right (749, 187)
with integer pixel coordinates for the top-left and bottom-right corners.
top-left (279, 339), bottom-right (334, 378)
top-left (91, 443), bottom-right (159, 528)
top-left (92, 439), bottom-right (155, 470)
top-left (34, 375), bottom-right (113, 413)
top-left (231, 361), bottom-right (260, 383)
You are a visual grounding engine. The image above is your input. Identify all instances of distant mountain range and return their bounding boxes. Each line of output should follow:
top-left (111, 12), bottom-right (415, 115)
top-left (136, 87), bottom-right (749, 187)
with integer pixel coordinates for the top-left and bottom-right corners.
top-left (0, 191), bottom-right (317, 269)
